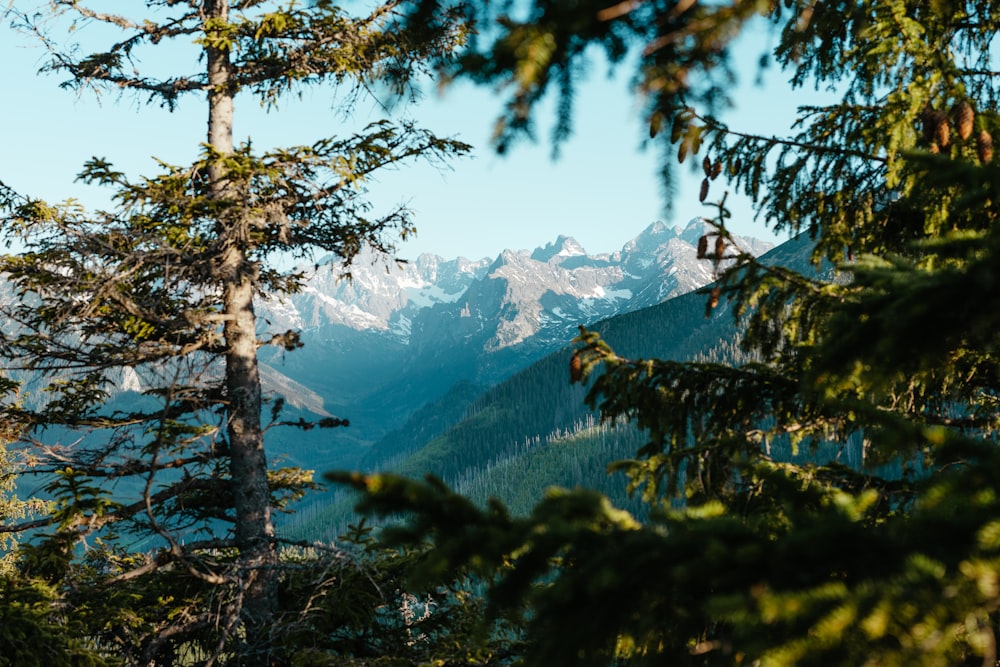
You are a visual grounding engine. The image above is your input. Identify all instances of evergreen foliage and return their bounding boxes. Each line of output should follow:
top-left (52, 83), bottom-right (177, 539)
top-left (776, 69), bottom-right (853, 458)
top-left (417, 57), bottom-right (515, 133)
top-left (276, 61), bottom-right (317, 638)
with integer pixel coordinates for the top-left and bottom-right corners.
top-left (0, 1), bottom-right (470, 664)
top-left (334, 1), bottom-right (1000, 665)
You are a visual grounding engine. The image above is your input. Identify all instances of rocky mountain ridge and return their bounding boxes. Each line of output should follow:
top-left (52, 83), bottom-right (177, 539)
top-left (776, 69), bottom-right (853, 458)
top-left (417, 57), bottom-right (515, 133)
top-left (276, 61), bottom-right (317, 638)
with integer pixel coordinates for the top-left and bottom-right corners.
top-left (260, 219), bottom-right (772, 359)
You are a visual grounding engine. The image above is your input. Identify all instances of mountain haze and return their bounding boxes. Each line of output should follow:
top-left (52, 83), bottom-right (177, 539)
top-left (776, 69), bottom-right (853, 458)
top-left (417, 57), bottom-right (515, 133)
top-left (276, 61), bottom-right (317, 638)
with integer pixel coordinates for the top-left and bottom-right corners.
top-left (281, 230), bottom-right (802, 538)
top-left (256, 219), bottom-right (772, 463)
top-left (5, 220), bottom-right (773, 481)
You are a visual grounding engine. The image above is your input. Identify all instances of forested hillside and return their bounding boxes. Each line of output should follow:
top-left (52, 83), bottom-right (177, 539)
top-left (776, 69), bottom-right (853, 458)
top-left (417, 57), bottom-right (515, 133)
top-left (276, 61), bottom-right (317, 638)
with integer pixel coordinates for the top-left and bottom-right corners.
top-left (289, 233), bottom-right (819, 539)
top-left (391, 233), bottom-right (818, 485)
top-left (391, 284), bottom-right (730, 482)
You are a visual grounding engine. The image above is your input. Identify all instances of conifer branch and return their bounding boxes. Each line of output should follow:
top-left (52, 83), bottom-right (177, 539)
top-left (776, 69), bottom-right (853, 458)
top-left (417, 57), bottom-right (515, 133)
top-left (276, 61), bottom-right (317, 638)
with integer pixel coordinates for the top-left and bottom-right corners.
top-left (686, 106), bottom-right (889, 165)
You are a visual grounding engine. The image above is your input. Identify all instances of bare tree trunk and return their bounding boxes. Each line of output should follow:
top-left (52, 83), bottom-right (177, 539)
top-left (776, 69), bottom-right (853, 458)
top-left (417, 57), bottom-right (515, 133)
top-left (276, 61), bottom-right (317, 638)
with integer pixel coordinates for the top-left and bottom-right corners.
top-left (205, 0), bottom-right (277, 660)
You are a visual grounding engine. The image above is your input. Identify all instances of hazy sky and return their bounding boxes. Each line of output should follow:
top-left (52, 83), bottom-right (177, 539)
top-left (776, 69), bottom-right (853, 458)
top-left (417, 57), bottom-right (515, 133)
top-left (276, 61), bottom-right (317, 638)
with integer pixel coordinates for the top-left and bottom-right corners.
top-left (1, 14), bottom-right (813, 262)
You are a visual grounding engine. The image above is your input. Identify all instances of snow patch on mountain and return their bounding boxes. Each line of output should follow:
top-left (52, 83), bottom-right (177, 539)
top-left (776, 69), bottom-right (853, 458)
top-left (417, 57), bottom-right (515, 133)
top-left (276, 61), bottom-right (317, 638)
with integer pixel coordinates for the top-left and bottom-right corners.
top-left (257, 219), bottom-right (773, 357)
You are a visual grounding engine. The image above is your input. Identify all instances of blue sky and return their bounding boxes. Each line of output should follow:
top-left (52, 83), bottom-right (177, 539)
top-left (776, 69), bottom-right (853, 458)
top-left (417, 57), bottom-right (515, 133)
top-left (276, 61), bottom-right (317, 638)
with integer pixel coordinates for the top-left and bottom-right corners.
top-left (1, 15), bottom-right (810, 262)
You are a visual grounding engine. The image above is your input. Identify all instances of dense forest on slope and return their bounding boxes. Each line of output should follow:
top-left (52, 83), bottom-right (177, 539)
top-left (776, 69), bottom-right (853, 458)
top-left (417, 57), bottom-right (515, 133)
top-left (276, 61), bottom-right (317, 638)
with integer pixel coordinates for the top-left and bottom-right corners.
top-left (391, 233), bottom-right (819, 481)
top-left (288, 234), bottom-right (822, 539)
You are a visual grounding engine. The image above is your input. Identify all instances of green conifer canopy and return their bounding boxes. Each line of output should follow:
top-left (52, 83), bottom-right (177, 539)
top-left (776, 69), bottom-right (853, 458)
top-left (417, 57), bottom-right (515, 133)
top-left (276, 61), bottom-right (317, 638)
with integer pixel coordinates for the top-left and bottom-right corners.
top-left (335, 1), bottom-right (1000, 665)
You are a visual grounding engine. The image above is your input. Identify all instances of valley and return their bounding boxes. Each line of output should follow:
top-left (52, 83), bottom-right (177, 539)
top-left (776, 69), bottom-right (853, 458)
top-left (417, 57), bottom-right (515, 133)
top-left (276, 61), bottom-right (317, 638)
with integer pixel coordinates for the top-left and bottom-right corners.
top-left (250, 219), bottom-right (779, 537)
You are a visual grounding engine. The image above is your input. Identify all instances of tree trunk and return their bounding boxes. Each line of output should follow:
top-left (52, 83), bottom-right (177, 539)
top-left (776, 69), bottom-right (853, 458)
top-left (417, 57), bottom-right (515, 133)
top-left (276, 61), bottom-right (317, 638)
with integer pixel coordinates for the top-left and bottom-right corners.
top-left (205, 0), bottom-right (277, 660)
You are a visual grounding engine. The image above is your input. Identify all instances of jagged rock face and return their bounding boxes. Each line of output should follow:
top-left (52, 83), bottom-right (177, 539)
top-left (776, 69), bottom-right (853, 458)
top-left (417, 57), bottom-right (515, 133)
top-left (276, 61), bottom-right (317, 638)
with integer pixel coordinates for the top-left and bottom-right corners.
top-left (258, 220), bottom-right (772, 364)
top-left (250, 219), bottom-right (774, 407)
top-left (260, 250), bottom-right (490, 335)
top-left (415, 246), bottom-right (630, 354)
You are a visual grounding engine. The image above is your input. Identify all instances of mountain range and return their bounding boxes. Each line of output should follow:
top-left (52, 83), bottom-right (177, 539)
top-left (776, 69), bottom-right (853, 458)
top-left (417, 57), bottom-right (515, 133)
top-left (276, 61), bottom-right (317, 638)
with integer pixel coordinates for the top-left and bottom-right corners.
top-left (282, 232), bottom-right (821, 540)
top-left (263, 219), bottom-right (771, 354)
top-left (253, 219), bottom-right (773, 471)
top-left (7, 218), bottom-right (775, 510)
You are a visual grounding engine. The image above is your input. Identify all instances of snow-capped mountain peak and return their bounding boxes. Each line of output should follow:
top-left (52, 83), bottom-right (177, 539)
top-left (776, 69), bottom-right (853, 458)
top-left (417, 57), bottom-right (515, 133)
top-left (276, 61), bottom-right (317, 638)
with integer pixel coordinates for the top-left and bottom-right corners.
top-left (530, 235), bottom-right (587, 263)
top-left (258, 220), bottom-right (773, 359)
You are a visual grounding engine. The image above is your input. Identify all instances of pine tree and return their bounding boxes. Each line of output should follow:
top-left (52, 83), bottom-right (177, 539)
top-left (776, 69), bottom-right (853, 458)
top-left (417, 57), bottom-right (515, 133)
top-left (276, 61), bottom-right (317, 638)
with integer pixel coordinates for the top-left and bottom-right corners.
top-left (0, 1), bottom-right (468, 663)
top-left (334, 1), bottom-right (1000, 665)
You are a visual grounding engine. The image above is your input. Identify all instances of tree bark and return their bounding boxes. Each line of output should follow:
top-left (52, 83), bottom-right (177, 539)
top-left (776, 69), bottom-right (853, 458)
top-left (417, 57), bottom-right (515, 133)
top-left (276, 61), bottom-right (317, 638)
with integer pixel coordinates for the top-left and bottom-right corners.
top-left (204, 0), bottom-right (277, 660)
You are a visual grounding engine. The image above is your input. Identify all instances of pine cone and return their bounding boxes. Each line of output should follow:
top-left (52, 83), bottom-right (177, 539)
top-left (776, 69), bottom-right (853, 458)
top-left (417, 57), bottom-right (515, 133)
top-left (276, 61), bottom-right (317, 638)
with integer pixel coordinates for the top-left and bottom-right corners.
top-left (649, 111), bottom-right (663, 138)
top-left (710, 161), bottom-right (722, 180)
top-left (706, 285), bottom-right (721, 315)
top-left (697, 235), bottom-right (709, 258)
top-left (569, 351), bottom-right (583, 383)
top-left (933, 111), bottom-right (951, 149)
top-left (699, 178), bottom-right (710, 202)
top-left (920, 105), bottom-right (937, 143)
top-left (714, 235), bottom-right (726, 258)
top-left (978, 129), bottom-right (994, 164)
top-left (953, 101), bottom-right (974, 141)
